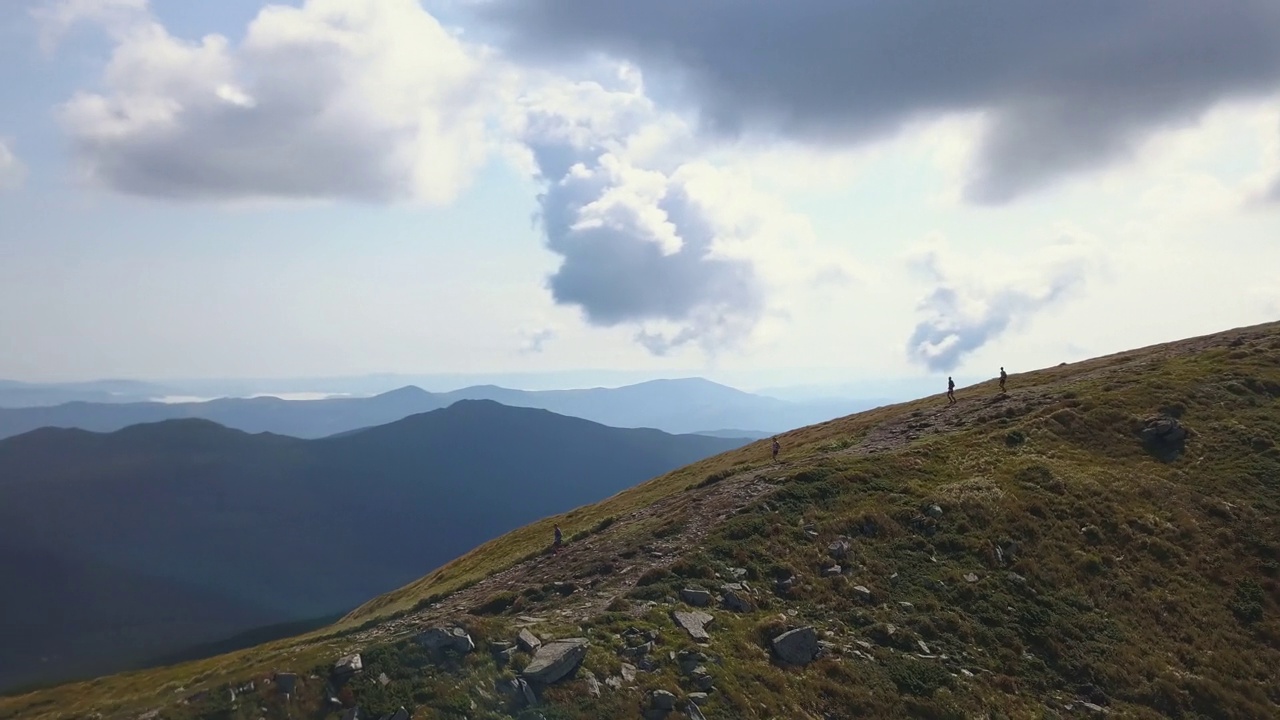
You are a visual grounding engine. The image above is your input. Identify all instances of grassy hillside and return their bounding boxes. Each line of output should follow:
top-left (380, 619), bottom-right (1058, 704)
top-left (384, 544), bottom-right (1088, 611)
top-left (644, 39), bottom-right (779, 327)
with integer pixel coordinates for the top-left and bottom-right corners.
top-left (3, 321), bottom-right (1278, 719)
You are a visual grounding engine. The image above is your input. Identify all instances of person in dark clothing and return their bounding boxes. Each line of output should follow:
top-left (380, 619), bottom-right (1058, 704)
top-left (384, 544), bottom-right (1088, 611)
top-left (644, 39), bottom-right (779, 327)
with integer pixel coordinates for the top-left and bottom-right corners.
top-left (999, 367), bottom-right (1008, 393)
top-left (947, 376), bottom-right (956, 405)
top-left (771, 436), bottom-right (780, 462)
top-left (553, 524), bottom-right (563, 554)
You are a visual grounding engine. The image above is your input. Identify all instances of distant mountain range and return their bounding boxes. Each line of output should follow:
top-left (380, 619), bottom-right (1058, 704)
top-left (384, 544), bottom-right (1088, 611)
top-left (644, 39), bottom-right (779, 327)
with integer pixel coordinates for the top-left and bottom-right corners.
top-left (0, 377), bottom-right (882, 440)
top-left (0, 400), bottom-right (751, 693)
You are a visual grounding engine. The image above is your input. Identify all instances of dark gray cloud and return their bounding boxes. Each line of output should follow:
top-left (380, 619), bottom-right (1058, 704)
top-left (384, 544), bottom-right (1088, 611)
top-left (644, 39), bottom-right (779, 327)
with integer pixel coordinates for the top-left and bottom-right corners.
top-left (478, 0), bottom-right (1280, 204)
top-left (522, 108), bottom-right (765, 354)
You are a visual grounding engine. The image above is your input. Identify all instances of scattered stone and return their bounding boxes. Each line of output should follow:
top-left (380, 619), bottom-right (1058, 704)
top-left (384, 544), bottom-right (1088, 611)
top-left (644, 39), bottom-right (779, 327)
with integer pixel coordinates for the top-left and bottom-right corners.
top-left (606, 675), bottom-right (624, 690)
top-left (917, 640), bottom-right (931, 654)
top-left (622, 640), bottom-right (654, 657)
top-left (823, 565), bottom-right (842, 577)
top-left (496, 646), bottom-right (518, 666)
top-left (828, 538), bottom-right (851, 559)
top-left (687, 699), bottom-right (708, 720)
top-left (898, 601), bottom-right (914, 611)
top-left (275, 673), bottom-right (297, 696)
top-left (926, 504), bottom-right (944, 518)
top-left (637, 657), bottom-right (659, 672)
top-left (621, 663), bottom-right (638, 682)
top-left (377, 672), bottom-right (390, 687)
top-left (651, 689), bottom-right (677, 711)
top-left (518, 629), bottom-right (542, 653)
top-left (137, 712), bottom-right (160, 720)
top-left (729, 567), bottom-right (748, 579)
top-left (1081, 701), bottom-right (1107, 715)
top-left (691, 668), bottom-right (715, 691)
top-left (771, 626), bottom-right (820, 665)
top-left (417, 627), bottom-right (475, 653)
top-left (677, 650), bottom-right (708, 674)
top-left (720, 584), bottom-right (754, 612)
top-left (681, 587), bottom-right (712, 607)
top-left (387, 708), bottom-right (409, 720)
top-left (1140, 415), bottom-right (1187, 445)
top-left (672, 610), bottom-right (715, 642)
top-left (960, 669), bottom-right (974, 677)
top-left (583, 670), bottom-right (601, 697)
top-left (853, 585), bottom-right (873, 602)
top-left (522, 638), bottom-right (588, 685)
top-left (964, 573), bottom-right (979, 583)
top-left (333, 653), bottom-right (363, 677)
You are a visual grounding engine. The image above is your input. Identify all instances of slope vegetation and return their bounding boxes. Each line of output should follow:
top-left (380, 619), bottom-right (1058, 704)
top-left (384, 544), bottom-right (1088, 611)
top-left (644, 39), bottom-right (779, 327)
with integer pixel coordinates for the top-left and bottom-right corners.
top-left (3, 322), bottom-right (1279, 720)
top-left (0, 400), bottom-right (746, 693)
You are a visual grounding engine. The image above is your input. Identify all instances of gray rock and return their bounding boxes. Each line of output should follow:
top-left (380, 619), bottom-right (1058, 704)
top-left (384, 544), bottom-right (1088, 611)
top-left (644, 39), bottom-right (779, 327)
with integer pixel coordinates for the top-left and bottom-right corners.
top-left (677, 650), bottom-right (707, 674)
top-left (853, 585), bottom-right (873, 602)
top-left (926, 504), bottom-right (944, 518)
top-left (771, 626), bottom-right (820, 665)
top-left (898, 601), bottom-right (915, 611)
top-left (729, 567), bottom-right (748, 579)
top-left (496, 647), bottom-right (517, 666)
top-left (672, 610), bottom-right (715, 642)
top-left (688, 692), bottom-right (710, 705)
top-left (606, 675), bottom-right (623, 690)
top-left (687, 700), bottom-right (708, 720)
top-left (275, 673), bottom-right (297, 695)
top-left (377, 672), bottom-right (390, 687)
top-left (1140, 415), bottom-right (1186, 444)
top-left (917, 640), bottom-right (931, 654)
top-left (720, 584), bottom-right (754, 612)
top-left (333, 653), bottom-right (363, 677)
top-left (681, 587), bottom-right (712, 606)
top-left (692, 668), bottom-right (714, 691)
top-left (964, 573), bottom-right (979, 583)
top-left (823, 565), bottom-right (842, 577)
top-left (518, 628), bottom-right (542, 653)
top-left (623, 640), bottom-right (654, 657)
top-left (583, 670), bottom-right (601, 697)
top-left (522, 638), bottom-right (588, 685)
top-left (651, 689), bottom-right (677, 711)
top-left (828, 538), bottom-right (851, 559)
top-left (387, 708), bottom-right (409, 720)
top-left (621, 663), bottom-right (637, 682)
top-left (417, 626), bottom-right (474, 653)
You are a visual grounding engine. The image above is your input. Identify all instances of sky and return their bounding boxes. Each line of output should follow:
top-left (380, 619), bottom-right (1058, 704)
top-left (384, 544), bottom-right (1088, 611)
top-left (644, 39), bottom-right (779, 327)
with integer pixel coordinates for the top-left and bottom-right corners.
top-left (1, 0), bottom-right (1279, 390)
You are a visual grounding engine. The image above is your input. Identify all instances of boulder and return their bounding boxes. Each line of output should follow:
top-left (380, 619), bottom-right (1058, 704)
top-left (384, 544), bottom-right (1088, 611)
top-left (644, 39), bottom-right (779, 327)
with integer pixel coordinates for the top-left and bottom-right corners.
top-left (1140, 415), bottom-right (1186, 444)
top-left (583, 670), bottom-right (601, 697)
top-left (672, 610), bottom-right (715, 642)
top-left (687, 700), bottom-right (708, 720)
top-left (771, 626), bottom-right (820, 665)
top-left (517, 628), bottom-right (542, 653)
top-left (522, 638), bottom-right (588, 685)
top-left (332, 653), bottom-right (363, 677)
top-left (417, 627), bottom-right (474, 653)
top-left (926, 504), bottom-right (944, 518)
top-left (720, 584), bottom-right (754, 612)
top-left (651, 689), bottom-right (677, 711)
top-left (823, 565), bottom-right (842, 577)
top-left (828, 538), bottom-right (851, 559)
top-left (386, 708), bottom-right (409, 720)
top-left (680, 588), bottom-right (712, 607)
top-left (853, 585), bottom-right (873, 603)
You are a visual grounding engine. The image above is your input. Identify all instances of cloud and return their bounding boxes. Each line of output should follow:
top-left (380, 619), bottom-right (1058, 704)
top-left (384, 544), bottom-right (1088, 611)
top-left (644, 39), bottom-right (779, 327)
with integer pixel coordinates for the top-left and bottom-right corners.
top-left (519, 328), bottom-right (557, 354)
top-left (905, 233), bottom-right (1102, 372)
top-left (30, 0), bottom-right (147, 52)
top-left (478, 0), bottom-right (1280, 205)
top-left (46, 0), bottom-right (501, 204)
top-left (509, 71), bottom-right (768, 356)
top-left (0, 139), bottom-right (26, 190)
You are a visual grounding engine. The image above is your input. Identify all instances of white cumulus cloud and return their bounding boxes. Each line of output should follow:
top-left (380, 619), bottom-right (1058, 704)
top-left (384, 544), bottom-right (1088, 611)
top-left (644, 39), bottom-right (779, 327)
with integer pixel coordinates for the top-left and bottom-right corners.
top-left (46, 0), bottom-right (502, 204)
top-left (0, 139), bottom-right (26, 191)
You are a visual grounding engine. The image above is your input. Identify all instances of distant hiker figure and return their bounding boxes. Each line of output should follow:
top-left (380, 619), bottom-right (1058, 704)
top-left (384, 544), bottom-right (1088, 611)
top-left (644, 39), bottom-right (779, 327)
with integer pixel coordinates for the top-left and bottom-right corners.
top-left (771, 436), bottom-right (780, 462)
top-left (947, 376), bottom-right (956, 405)
top-left (999, 367), bottom-right (1008, 393)
top-left (553, 524), bottom-right (563, 554)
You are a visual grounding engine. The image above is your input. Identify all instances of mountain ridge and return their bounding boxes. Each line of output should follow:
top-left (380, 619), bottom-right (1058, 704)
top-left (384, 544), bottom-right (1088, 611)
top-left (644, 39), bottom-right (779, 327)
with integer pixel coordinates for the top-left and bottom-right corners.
top-left (0, 401), bottom-right (751, 694)
top-left (0, 377), bottom-right (876, 440)
top-left (3, 321), bottom-right (1278, 719)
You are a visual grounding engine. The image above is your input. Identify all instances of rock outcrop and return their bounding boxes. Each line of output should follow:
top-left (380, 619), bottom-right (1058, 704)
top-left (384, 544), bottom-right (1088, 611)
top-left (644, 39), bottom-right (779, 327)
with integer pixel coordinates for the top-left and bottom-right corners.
top-left (522, 638), bottom-right (588, 685)
top-left (771, 626), bottom-right (819, 665)
top-left (416, 627), bottom-right (474, 653)
top-left (672, 610), bottom-right (714, 642)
